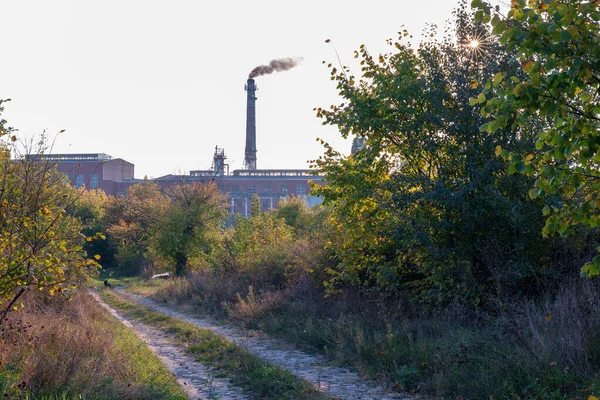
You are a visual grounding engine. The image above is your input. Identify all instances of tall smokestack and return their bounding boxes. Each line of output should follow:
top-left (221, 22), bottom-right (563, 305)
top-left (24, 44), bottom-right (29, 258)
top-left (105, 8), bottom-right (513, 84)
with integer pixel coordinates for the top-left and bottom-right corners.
top-left (243, 57), bottom-right (302, 170)
top-left (244, 78), bottom-right (257, 170)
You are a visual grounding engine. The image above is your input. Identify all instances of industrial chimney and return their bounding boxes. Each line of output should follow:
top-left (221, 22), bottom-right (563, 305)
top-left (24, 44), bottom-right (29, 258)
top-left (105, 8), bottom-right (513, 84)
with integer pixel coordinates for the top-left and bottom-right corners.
top-left (244, 78), bottom-right (257, 170)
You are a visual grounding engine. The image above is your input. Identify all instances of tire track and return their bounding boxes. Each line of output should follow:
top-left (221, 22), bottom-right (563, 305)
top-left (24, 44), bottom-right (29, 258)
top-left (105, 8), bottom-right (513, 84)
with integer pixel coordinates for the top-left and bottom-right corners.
top-left (117, 288), bottom-right (411, 400)
top-left (91, 292), bottom-right (248, 400)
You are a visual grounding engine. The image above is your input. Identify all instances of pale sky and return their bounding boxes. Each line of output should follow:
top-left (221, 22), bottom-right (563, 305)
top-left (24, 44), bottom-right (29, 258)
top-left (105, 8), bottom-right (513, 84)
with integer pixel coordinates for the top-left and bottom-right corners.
top-left (2, 0), bottom-right (494, 178)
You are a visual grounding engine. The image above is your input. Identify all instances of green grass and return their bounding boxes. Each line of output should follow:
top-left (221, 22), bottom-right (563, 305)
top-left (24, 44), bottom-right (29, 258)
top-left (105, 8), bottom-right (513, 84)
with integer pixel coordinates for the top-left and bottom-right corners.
top-left (101, 289), bottom-right (325, 400)
top-left (94, 274), bottom-right (173, 297)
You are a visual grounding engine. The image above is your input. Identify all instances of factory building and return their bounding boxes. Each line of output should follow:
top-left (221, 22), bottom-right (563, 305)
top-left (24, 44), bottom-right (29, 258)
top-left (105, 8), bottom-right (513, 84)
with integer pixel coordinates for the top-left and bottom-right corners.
top-left (25, 153), bottom-right (138, 195)
top-left (24, 75), bottom-right (324, 215)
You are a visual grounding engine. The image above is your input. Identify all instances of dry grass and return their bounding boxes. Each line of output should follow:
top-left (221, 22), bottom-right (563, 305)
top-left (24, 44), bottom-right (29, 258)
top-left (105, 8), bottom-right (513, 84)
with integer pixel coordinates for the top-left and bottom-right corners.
top-left (142, 271), bottom-right (600, 399)
top-left (0, 289), bottom-right (186, 399)
top-left (102, 289), bottom-right (325, 400)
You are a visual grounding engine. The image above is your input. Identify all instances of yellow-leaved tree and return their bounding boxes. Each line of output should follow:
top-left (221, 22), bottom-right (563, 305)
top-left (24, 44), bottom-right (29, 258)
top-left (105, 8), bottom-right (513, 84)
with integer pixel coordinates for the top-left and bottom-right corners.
top-left (0, 99), bottom-right (99, 322)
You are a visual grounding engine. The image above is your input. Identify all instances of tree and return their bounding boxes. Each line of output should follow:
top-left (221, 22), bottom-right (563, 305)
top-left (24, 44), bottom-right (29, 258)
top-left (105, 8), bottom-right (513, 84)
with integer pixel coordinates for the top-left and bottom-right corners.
top-left (473, 0), bottom-right (600, 276)
top-left (218, 208), bottom-right (295, 290)
top-left (70, 188), bottom-right (116, 269)
top-left (311, 3), bottom-right (549, 304)
top-left (150, 181), bottom-right (228, 276)
top-left (273, 195), bottom-right (322, 234)
top-left (105, 181), bottom-right (169, 274)
top-left (251, 193), bottom-right (261, 217)
top-left (0, 101), bottom-right (98, 320)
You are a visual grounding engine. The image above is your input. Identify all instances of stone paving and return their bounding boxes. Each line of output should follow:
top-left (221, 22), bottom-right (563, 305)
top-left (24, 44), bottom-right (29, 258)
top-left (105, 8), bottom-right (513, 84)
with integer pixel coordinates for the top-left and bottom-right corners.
top-left (117, 289), bottom-right (412, 400)
top-left (92, 292), bottom-right (248, 400)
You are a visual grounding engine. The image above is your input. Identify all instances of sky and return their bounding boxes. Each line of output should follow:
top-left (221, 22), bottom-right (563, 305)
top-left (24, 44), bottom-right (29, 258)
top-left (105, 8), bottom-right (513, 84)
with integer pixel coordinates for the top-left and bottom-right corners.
top-left (1, 0), bottom-right (500, 179)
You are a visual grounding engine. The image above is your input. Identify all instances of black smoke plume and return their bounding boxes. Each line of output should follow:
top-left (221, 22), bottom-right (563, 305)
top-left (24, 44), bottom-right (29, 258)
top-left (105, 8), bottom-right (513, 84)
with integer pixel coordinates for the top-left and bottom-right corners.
top-left (249, 57), bottom-right (303, 78)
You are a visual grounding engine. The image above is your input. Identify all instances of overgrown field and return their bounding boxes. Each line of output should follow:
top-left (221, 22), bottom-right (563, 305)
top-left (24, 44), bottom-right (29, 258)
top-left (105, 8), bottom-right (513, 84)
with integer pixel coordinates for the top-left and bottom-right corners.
top-left (0, 290), bottom-right (187, 400)
top-left (101, 288), bottom-right (324, 400)
top-left (132, 274), bottom-right (600, 399)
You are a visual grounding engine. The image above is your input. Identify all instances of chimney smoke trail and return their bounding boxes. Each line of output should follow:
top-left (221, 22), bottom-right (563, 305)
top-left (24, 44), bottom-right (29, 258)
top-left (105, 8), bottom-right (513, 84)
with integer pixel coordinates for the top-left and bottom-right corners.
top-left (248, 57), bottom-right (303, 79)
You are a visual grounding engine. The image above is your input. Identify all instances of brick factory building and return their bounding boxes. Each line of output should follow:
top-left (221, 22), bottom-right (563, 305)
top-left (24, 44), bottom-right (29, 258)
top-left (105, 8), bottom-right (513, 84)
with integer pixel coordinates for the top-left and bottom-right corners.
top-left (25, 153), bottom-right (138, 195)
top-left (155, 168), bottom-right (323, 215)
top-left (26, 151), bottom-right (323, 216)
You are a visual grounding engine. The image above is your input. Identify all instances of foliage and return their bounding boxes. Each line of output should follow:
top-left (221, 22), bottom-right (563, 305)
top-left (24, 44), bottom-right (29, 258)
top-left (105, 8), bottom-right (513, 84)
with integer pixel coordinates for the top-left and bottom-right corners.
top-left (103, 289), bottom-right (324, 400)
top-left (311, 3), bottom-right (553, 305)
top-left (251, 193), bottom-right (261, 216)
top-left (473, 0), bottom-right (600, 276)
top-left (218, 211), bottom-right (295, 289)
top-left (70, 188), bottom-right (117, 269)
top-left (0, 102), bottom-right (98, 320)
top-left (0, 291), bottom-right (186, 399)
top-left (105, 181), bottom-right (169, 275)
top-left (273, 195), bottom-right (326, 235)
top-left (150, 181), bottom-right (228, 276)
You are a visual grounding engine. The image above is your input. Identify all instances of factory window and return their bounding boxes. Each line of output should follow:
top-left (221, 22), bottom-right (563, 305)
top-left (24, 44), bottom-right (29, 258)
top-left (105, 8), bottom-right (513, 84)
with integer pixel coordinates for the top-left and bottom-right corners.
top-left (247, 184), bottom-right (256, 194)
top-left (264, 184), bottom-right (272, 194)
top-left (231, 185), bottom-right (240, 194)
top-left (281, 184), bottom-right (288, 195)
top-left (296, 185), bottom-right (306, 196)
top-left (89, 174), bottom-right (98, 189)
top-left (75, 174), bottom-right (84, 188)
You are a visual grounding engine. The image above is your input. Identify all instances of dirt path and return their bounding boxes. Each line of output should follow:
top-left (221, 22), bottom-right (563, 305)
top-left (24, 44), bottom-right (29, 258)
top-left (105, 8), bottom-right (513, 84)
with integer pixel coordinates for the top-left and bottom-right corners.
top-left (117, 289), bottom-right (411, 400)
top-left (91, 292), bottom-right (248, 400)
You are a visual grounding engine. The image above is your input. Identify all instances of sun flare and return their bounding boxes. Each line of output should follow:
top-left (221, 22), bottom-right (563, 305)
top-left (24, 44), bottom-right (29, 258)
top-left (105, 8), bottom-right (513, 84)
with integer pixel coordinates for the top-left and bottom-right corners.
top-left (464, 31), bottom-right (491, 60)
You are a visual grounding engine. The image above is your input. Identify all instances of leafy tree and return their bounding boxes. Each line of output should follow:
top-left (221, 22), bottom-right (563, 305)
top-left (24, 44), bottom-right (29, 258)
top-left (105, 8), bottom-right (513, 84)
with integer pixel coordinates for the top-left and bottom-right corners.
top-left (0, 101), bottom-right (98, 320)
top-left (218, 210), bottom-right (295, 290)
top-left (273, 195), bottom-right (323, 234)
top-left (105, 181), bottom-right (169, 274)
top-left (150, 181), bottom-right (227, 276)
top-left (311, 3), bottom-right (549, 304)
top-left (251, 193), bottom-right (261, 217)
top-left (473, 0), bottom-right (600, 276)
top-left (70, 188), bottom-right (116, 269)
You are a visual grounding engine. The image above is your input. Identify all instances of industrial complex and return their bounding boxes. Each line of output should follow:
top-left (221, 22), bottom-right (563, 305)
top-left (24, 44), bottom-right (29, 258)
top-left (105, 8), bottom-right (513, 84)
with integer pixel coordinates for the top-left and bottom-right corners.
top-left (27, 75), bottom-right (323, 215)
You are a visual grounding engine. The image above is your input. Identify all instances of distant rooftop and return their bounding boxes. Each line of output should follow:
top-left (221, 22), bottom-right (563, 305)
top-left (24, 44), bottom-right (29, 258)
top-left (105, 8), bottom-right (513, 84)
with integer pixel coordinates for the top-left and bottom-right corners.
top-left (231, 169), bottom-right (315, 177)
top-left (25, 153), bottom-right (113, 162)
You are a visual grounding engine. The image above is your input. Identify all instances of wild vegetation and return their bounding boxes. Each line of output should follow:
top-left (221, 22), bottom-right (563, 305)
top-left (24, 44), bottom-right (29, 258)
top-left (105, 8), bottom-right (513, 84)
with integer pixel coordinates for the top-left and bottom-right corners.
top-left (2, 0), bottom-right (600, 399)
top-left (101, 289), bottom-right (324, 400)
top-left (100, 2), bottom-right (600, 398)
top-left (0, 289), bottom-right (187, 399)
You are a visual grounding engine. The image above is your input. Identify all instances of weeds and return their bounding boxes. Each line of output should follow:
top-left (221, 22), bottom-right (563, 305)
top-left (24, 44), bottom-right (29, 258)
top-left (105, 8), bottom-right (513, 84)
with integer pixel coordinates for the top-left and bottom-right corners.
top-left (0, 290), bottom-right (186, 400)
top-left (143, 272), bottom-right (600, 399)
top-left (101, 289), bottom-right (325, 400)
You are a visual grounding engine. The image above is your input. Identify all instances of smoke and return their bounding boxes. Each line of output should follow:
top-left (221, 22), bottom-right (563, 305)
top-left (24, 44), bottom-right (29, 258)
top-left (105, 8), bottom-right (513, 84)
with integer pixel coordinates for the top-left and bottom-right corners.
top-left (248, 57), bottom-right (303, 79)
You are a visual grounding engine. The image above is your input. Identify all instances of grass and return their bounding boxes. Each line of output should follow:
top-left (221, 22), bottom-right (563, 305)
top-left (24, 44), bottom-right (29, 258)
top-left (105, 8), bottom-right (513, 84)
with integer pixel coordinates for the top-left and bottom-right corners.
top-left (100, 288), bottom-right (325, 400)
top-left (0, 290), bottom-right (187, 400)
top-left (97, 275), bottom-right (171, 296)
top-left (137, 274), bottom-right (600, 400)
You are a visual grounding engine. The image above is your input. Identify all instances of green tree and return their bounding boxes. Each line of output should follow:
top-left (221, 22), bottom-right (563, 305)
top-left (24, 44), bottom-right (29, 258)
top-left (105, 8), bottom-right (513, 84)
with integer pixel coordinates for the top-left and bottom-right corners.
top-left (70, 188), bottom-right (116, 269)
top-left (0, 101), bottom-right (98, 319)
top-left (218, 210), bottom-right (295, 290)
top-left (473, 0), bottom-right (600, 276)
top-left (251, 193), bottom-right (261, 217)
top-left (105, 181), bottom-right (169, 274)
top-left (150, 181), bottom-right (228, 276)
top-left (273, 195), bottom-right (322, 234)
top-left (312, 3), bottom-right (548, 304)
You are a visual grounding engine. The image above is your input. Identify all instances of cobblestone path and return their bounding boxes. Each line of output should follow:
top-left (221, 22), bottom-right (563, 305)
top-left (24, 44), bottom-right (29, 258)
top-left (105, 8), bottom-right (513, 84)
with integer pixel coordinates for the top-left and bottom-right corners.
top-left (92, 292), bottom-right (248, 400)
top-left (117, 289), bottom-right (412, 400)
